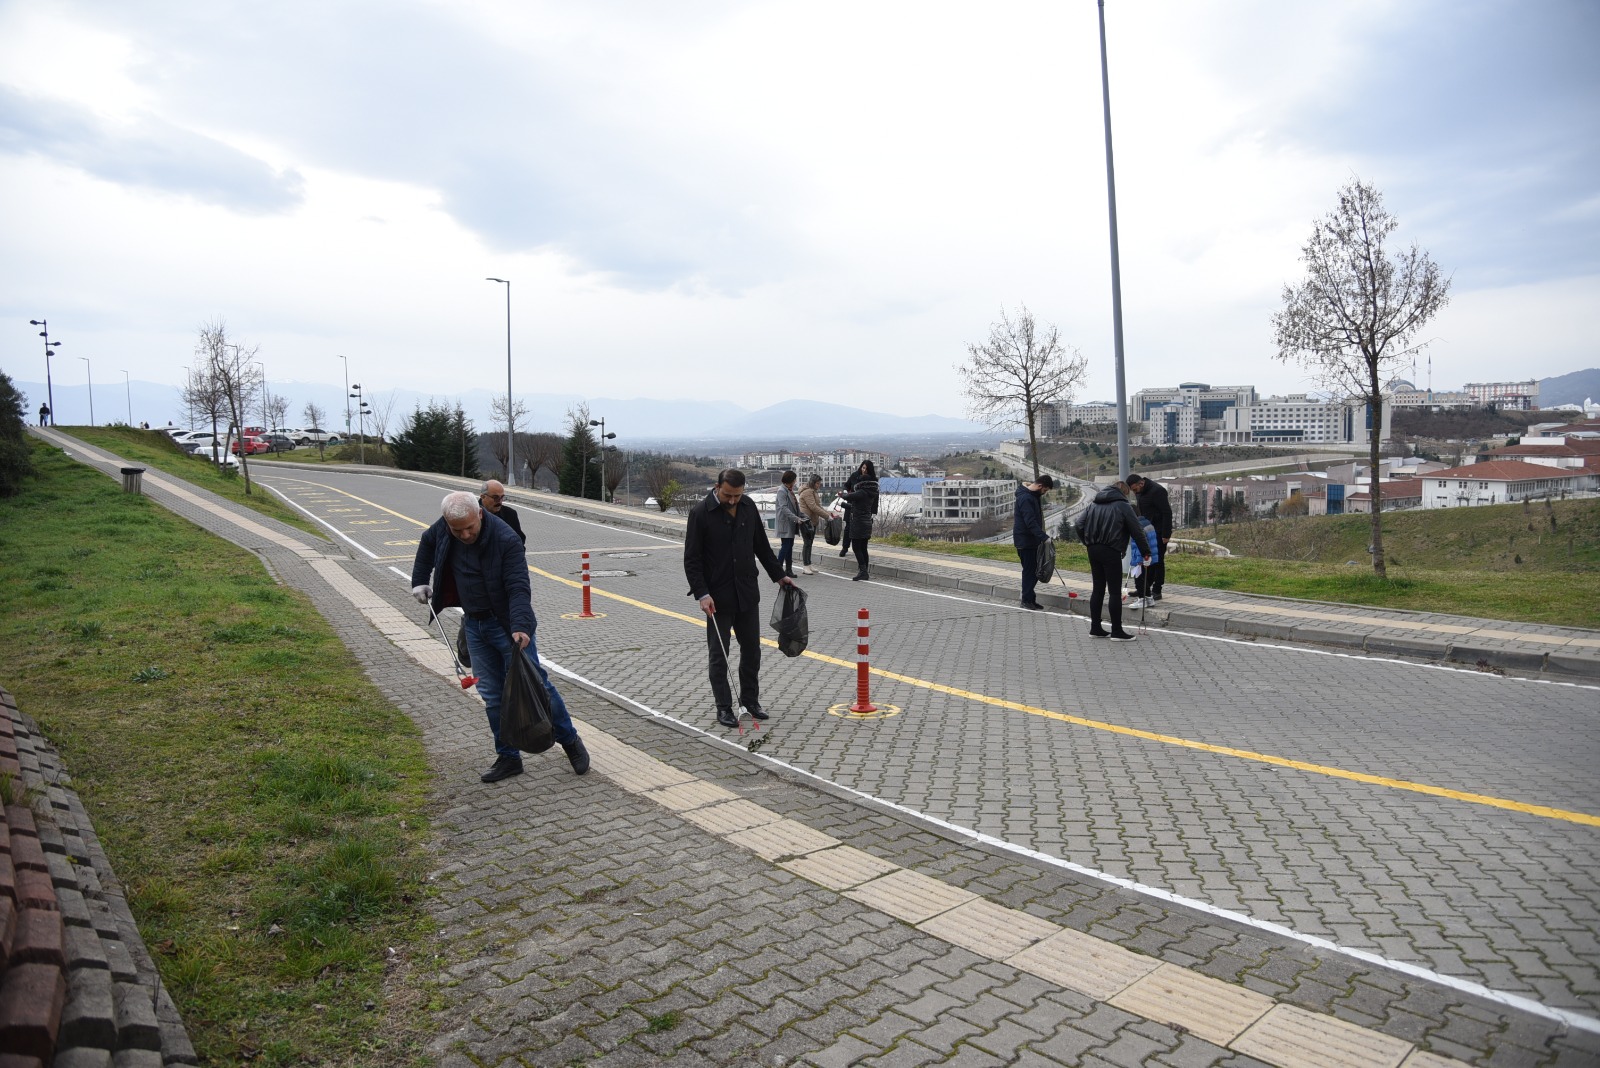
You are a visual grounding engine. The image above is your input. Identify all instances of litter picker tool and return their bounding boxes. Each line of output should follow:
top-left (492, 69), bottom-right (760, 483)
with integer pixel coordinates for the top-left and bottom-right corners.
top-left (710, 619), bottom-right (757, 735)
top-left (426, 606), bottom-right (479, 688)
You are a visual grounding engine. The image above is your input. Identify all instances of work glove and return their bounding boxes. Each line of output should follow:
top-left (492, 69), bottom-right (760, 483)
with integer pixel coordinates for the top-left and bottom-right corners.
top-left (412, 585), bottom-right (432, 604)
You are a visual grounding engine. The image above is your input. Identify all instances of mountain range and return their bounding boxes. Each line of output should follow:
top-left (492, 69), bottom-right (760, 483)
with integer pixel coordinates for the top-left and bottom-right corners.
top-left (10, 378), bottom-right (990, 443)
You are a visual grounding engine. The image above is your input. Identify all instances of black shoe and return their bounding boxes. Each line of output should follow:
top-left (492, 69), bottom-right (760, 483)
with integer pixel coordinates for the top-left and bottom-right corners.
top-left (480, 755), bottom-right (523, 783)
top-left (1021, 600), bottom-right (1043, 611)
top-left (562, 737), bottom-right (590, 775)
top-left (1109, 631), bottom-right (1137, 642)
top-left (1151, 591), bottom-right (1163, 601)
top-left (1088, 628), bottom-right (1109, 638)
top-left (852, 572), bottom-right (869, 581)
top-left (745, 704), bottom-right (769, 721)
top-left (716, 707), bottom-right (738, 728)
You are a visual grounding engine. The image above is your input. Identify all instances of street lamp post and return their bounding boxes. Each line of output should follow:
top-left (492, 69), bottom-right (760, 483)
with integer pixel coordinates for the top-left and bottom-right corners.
top-left (588, 417), bottom-right (617, 502)
top-left (29, 320), bottom-right (61, 425)
top-left (79, 357), bottom-right (95, 426)
top-left (486, 278), bottom-right (514, 485)
top-left (350, 383), bottom-right (370, 464)
top-left (337, 355), bottom-right (351, 440)
top-left (121, 370), bottom-right (132, 426)
top-left (1097, 0), bottom-right (1131, 480)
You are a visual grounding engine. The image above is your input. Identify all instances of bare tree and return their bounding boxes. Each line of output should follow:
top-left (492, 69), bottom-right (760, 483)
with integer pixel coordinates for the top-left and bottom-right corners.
top-left (1273, 178), bottom-right (1450, 577)
top-left (490, 394), bottom-right (530, 484)
top-left (197, 320), bottom-right (263, 493)
top-left (180, 364), bottom-right (228, 461)
top-left (523, 431), bottom-right (564, 487)
top-left (303, 401), bottom-right (328, 458)
top-left (957, 305), bottom-right (1088, 479)
top-left (601, 446), bottom-right (626, 502)
top-left (265, 392), bottom-right (291, 432)
top-left (368, 389), bottom-right (400, 450)
top-left (640, 455), bottom-right (682, 511)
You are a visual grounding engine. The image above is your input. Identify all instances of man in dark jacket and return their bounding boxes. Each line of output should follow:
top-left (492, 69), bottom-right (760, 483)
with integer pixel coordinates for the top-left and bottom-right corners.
top-left (1073, 481), bottom-right (1157, 642)
top-left (1127, 474), bottom-right (1171, 600)
top-left (684, 469), bottom-right (795, 727)
top-left (1011, 475), bottom-right (1055, 609)
top-left (411, 491), bottom-right (587, 782)
top-left (478, 479), bottom-right (525, 544)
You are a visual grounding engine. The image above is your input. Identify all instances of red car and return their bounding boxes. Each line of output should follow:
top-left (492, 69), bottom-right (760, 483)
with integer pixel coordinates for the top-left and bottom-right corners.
top-left (231, 435), bottom-right (269, 455)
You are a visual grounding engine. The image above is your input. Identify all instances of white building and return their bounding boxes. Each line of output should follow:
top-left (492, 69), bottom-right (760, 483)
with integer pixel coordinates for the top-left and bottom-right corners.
top-left (1216, 394), bottom-right (1389, 447)
top-left (1421, 460), bottom-right (1593, 509)
top-left (1146, 403), bottom-right (1200, 446)
top-left (1463, 380), bottom-right (1539, 410)
top-left (1385, 379), bottom-right (1474, 409)
top-left (920, 479), bottom-right (1016, 526)
top-left (1034, 400), bottom-right (1120, 439)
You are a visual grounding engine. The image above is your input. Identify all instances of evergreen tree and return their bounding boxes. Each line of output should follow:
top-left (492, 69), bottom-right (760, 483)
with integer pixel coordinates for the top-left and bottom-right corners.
top-left (392, 402), bottom-right (480, 478)
top-left (558, 410), bottom-right (601, 499)
top-left (0, 370), bottom-right (36, 497)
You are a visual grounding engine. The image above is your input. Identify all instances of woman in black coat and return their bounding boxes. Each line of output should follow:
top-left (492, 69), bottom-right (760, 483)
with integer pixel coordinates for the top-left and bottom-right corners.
top-left (835, 460), bottom-right (879, 581)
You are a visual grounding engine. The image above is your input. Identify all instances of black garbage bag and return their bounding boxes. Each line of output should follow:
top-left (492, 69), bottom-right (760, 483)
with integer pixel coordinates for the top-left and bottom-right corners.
top-left (823, 515), bottom-right (842, 546)
top-left (768, 584), bottom-right (809, 658)
top-left (501, 648), bottom-right (556, 753)
top-left (1036, 539), bottom-right (1058, 584)
top-left (456, 623), bottom-right (472, 668)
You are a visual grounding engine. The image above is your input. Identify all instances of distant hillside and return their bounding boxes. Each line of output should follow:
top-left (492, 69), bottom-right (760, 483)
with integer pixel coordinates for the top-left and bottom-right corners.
top-left (1392, 408), bottom-right (1545, 440)
top-left (1541, 368), bottom-right (1600, 408)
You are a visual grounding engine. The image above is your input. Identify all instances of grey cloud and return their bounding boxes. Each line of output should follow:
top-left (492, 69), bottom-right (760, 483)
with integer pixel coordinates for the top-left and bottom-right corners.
top-left (74, 1), bottom-right (800, 291)
top-left (0, 85), bottom-right (305, 213)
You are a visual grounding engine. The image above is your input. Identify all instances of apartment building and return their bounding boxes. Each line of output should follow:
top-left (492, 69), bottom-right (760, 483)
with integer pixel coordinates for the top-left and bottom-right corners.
top-left (1216, 394), bottom-right (1389, 447)
top-left (920, 479), bottom-right (1016, 526)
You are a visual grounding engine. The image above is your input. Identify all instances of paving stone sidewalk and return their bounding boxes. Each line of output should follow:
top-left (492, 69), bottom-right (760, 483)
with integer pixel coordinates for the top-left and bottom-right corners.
top-left (27, 432), bottom-right (1600, 1067)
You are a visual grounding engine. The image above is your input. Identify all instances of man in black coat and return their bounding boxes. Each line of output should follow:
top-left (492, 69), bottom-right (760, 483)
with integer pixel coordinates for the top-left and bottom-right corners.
top-left (1011, 475), bottom-right (1054, 609)
top-left (478, 479), bottom-right (525, 544)
top-left (1127, 474), bottom-right (1172, 601)
top-left (684, 469), bottom-right (795, 727)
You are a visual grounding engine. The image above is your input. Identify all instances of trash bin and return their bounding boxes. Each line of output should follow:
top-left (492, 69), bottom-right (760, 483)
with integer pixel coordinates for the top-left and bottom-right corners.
top-left (120, 467), bottom-right (145, 494)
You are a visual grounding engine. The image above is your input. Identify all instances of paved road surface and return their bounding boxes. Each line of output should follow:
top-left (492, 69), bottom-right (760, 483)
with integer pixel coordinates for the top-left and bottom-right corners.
top-left (253, 467), bottom-right (1600, 1029)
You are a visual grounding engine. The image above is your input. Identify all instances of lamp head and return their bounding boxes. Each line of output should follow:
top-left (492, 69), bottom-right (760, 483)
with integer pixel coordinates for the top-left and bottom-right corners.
top-left (486, 276), bottom-right (508, 284)
top-left (29, 320), bottom-right (42, 326)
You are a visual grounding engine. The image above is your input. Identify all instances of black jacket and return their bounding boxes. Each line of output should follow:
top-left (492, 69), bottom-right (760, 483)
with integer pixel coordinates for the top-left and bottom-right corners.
top-left (1012, 484), bottom-right (1047, 546)
top-left (837, 480), bottom-right (879, 540)
top-left (490, 502), bottom-right (526, 544)
top-left (1074, 486), bottom-right (1155, 558)
top-left (411, 510), bottom-right (535, 637)
top-left (684, 489), bottom-right (784, 613)
top-left (1134, 479), bottom-right (1172, 541)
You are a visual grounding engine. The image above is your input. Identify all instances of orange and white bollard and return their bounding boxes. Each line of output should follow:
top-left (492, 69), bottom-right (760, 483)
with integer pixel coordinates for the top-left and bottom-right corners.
top-left (579, 551), bottom-right (599, 618)
top-left (849, 607), bottom-right (878, 714)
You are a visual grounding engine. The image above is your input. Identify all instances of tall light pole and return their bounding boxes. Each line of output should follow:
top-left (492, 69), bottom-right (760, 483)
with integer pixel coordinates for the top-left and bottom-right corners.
top-left (350, 383), bottom-right (371, 464)
top-left (337, 354), bottom-right (351, 439)
top-left (486, 277), bottom-right (513, 485)
top-left (29, 320), bottom-right (61, 425)
top-left (1097, 0), bottom-right (1130, 480)
top-left (79, 356), bottom-right (95, 426)
top-left (588, 417), bottom-right (617, 502)
top-left (256, 362), bottom-right (269, 429)
top-left (121, 370), bottom-right (132, 426)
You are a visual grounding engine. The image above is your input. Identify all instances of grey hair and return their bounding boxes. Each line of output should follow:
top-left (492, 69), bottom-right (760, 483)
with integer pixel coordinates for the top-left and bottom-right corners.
top-left (477, 479), bottom-right (503, 495)
top-left (442, 491), bottom-right (479, 520)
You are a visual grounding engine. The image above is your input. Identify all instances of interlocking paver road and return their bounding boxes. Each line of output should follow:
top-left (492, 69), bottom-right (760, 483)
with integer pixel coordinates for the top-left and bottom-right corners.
top-left (31, 433), bottom-right (1600, 1065)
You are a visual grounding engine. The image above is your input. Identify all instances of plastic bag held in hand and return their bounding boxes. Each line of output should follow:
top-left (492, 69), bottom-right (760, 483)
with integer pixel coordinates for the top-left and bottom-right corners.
top-left (412, 585), bottom-right (432, 604)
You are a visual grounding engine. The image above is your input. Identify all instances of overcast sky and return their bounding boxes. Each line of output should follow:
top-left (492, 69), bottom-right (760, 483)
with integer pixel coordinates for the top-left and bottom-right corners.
top-left (3, 0), bottom-right (1596, 428)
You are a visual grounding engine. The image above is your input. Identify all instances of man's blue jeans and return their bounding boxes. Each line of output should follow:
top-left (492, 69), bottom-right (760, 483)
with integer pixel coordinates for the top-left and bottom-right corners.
top-left (464, 615), bottom-right (578, 758)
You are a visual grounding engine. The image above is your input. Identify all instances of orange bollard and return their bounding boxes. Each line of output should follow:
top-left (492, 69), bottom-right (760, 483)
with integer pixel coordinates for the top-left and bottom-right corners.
top-left (579, 551), bottom-right (599, 618)
top-left (849, 607), bottom-right (878, 714)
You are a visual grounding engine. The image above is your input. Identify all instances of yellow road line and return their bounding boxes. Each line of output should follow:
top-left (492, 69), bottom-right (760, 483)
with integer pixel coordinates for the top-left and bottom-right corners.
top-left (527, 564), bottom-right (1600, 829)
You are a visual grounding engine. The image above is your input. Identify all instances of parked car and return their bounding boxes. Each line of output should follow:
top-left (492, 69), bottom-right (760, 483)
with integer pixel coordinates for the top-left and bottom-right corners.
top-left (182, 432), bottom-right (223, 454)
top-left (296, 428), bottom-right (337, 445)
top-left (231, 435), bottom-right (270, 455)
top-left (263, 433), bottom-right (297, 453)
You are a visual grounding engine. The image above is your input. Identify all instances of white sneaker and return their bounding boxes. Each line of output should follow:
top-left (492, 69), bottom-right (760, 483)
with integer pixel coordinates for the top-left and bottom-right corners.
top-left (801, 566), bottom-right (815, 574)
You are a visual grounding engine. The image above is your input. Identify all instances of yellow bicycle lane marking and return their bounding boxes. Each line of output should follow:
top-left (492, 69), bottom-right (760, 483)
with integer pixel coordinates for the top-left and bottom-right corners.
top-left (262, 475), bottom-right (1600, 830)
top-left (526, 563), bottom-right (1600, 829)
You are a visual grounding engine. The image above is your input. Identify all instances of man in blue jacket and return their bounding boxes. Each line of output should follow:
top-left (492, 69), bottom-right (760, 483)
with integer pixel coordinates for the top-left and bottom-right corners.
top-left (1012, 475), bottom-right (1055, 609)
top-left (412, 491), bottom-right (588, 782)
top-left (684, 469), bottom-right (795, 727)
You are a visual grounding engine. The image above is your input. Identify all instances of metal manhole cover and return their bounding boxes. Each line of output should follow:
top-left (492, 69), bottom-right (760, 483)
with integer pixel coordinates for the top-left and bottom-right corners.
top-left (587, 569), bottom-right (633, 578)
top-left (605, 552), bottom-right (650, 558)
